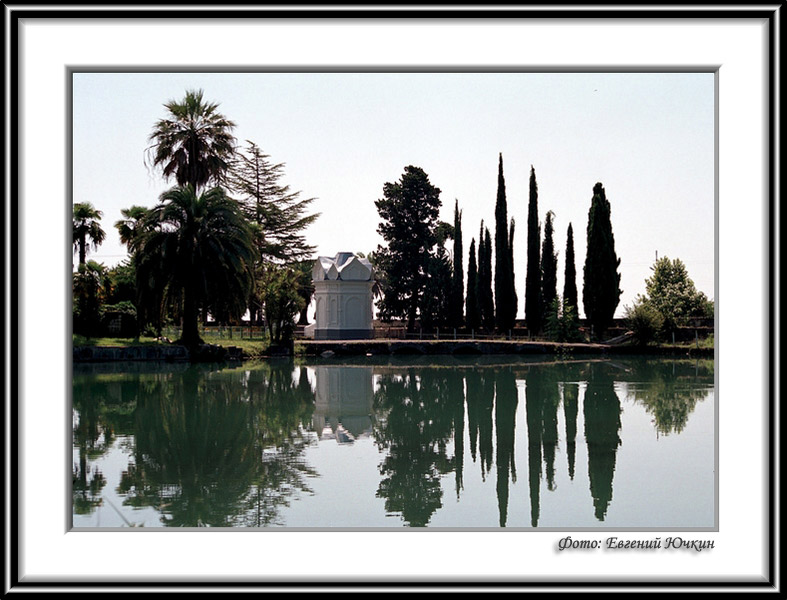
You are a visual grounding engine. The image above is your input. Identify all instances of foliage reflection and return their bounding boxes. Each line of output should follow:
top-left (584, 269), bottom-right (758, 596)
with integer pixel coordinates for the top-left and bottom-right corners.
top-left (73, 357), bottom-right (713, 528)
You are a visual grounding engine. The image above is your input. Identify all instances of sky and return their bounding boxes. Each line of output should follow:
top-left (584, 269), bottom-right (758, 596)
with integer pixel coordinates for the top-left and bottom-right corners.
top-left (72, 71), bottom-right (715, 320)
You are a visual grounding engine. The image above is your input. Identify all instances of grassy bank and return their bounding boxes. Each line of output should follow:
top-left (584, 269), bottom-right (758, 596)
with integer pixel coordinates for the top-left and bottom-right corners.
top-left (73, 335), bottom-right (271, 359)
top-left (73, 334), bottom-right (713, 361)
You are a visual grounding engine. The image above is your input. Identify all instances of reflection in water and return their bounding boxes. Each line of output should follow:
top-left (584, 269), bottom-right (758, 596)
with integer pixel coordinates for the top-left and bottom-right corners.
top-left (373, 369), bottom-right (456, 526)
top-left (563, 382), bottom-right (579, 480)
top-left (72, 369), bottom-right (136, 515)
top-left (73, 357), bottom-right (714, 528)
top-left (583, 364), bottom-right (622, 522)
top-left (627, 359), bottom-right (714, 436)
top-left (449, 372), bottom-right (465, 499)
top-left (74, 361), bottom-right (317, 526)
top-left (494, 368), bottom-right (518, 527)
top-left (313, 365), bottom-right (374, 443)
top-left (525, 369), bottom-right (543, 527)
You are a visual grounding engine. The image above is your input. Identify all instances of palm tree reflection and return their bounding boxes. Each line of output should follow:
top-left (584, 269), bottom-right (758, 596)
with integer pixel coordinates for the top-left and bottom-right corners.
top-left (116, 362), bottom-right (316, 527)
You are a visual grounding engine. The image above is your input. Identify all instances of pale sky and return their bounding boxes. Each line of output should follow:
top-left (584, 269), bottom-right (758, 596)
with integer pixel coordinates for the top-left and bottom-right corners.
top-left (72, 71), bottom-right (715, 319)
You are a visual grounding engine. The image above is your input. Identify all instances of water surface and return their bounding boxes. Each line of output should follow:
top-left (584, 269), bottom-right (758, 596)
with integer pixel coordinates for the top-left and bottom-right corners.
top-left (72, 355), bottom-right (715, 529)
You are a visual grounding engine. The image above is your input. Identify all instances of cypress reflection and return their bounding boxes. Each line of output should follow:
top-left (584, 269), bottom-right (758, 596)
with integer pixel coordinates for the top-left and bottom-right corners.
top-left (583, 362), bottom-right (622, 522)
top-left (494, 367), bottom-right (518, 527)
top-left (525, 368), bottom-right (544, 527)
top-left (73, 357), bottom-right (713, 528)
top-left (562, 382), bottom-right (580, 481)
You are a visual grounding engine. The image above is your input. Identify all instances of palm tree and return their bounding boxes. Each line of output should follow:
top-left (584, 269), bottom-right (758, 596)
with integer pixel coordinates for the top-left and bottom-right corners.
top-left (73, 260), bottom-right (109, 337)
top-left (146, 89), bottom-right (237, 192)
top-left (114, 205), bottom-right (149, 251)
top-left (133, 185), bottom-right (256, 347)
top-left (73, 203), bottom-right (106, 267)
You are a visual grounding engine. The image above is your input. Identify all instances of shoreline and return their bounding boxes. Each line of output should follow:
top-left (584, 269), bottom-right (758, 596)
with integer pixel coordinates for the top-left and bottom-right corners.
top-left (73, 339), bottom-right (713, 363)
top-left (298, 339), bottom-right (713, 358)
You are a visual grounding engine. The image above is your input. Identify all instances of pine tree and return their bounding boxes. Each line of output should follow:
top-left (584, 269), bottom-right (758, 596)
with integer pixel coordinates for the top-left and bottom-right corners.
top-left (450, 199), bottom-right (465, 328)
top-left (494, 153), bottom-right (515, 333)
top-left (229, 141), bottom-right (319, 265)
top-left (541, 210), bottom-right (558, 311)
top-left (375, 165), bottom-right (443, 332)
top-left (228, 141), bottom-right (319, 325)
top-left (525, 166), bottom-right (542, 336)
top-left (563, 222), bottom-right (578, 311)
top-left (466, 238), bottom-right (480, 331)
top-left (583, 182), bottom-right (622, 338)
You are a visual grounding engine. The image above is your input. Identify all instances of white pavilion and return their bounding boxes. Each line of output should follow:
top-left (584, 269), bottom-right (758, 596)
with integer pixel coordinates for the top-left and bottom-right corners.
top-left (304, 252), bottom-right (375, 340)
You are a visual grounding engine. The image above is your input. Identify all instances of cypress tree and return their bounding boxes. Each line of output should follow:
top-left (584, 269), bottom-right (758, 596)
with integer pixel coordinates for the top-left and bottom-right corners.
top-left (525, 166), bottom-right (542, 336)
top-left (478, 223), bottom-right (495, 332)
top-left (477, 221), bottom-right (489, 330)
top-left (509, 218), bottom-right (518, 328)
top-left (563, 222), bottom-right (578, 311)
top-left (450, 199), bottom-right (464, 328)
top-left (583, 182), bottom-right (622, 339)
top-left (541, 210), bottom-right (558, 310)
top-left (466, 238), bottom-right (480, 331)
top-left (482, 227), bottom-right (495, 332)
top-left (494, 153), bottom-right (514, 333)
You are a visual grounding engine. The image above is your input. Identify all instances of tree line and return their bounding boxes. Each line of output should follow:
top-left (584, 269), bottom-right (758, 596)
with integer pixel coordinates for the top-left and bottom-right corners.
top-left (73, 89), bottom-right (318, 348)
top-left (73, 89), bottom-right (712, 347)
top-left (371, 158), bottom-right (632, 340)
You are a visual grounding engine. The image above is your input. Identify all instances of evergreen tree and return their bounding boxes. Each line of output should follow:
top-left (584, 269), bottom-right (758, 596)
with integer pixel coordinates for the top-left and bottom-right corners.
top-left (477, 222), bottom-right (488, 329)
top-left (494, 153), bottom-right (515, 333)
top-left (228, 141), bottom-right (319, 325)
top-left (563, 222), bottom-right (578, 311)
top-left (583, 182), bottom-right (622, 338)
top-left (525, 166), bottom-right (543, 336)
top-left (450, 199), bottom-right (465, 328)
top-left (481, 227), bottom-right (495, 332)
top-left (541, 210), bottom-right (558, 310)
top-left (421, 235), bottom-right (454, 331)
top-left (228, 141), bottom-right (319, 265)
top-left (374, 165), bottom-right (443, 332)
top-left (466, 238), bottom-right (480, 332)
top-left (509, 219), bottom-right (518, 328)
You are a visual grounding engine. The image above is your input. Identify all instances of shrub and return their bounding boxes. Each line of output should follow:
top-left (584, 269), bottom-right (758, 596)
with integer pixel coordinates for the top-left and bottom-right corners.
top-left (545, 297), bottom-right (583, 343)
top-left (624, 299), bottom-right (664, 346)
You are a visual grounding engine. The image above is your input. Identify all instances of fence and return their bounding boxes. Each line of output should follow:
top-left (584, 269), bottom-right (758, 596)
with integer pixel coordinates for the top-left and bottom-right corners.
top-left (160, 322), bottom-right (713, 345)
top-left (373, 326), bottom-right (540, 342)
top-left (161, 324), bottom-right (270, 342)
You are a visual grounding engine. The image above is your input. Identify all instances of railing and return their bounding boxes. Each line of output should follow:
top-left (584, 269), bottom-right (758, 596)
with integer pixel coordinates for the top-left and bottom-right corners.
top-left (374, 326), bottom-right (537, 342)
top-left (159, 323), bottom-right (713, 345)
top-left (161, 325), bottom-right (269, 342)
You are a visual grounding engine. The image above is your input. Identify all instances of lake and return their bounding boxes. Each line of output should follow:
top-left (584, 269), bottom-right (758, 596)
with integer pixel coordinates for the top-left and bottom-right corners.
top-left (71, 355), bottom-right (715, 529)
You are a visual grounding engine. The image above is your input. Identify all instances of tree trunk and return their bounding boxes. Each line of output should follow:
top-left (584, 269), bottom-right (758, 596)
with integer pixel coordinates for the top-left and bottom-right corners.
top-left (78, 238), bottom-right (87, 267)
top-left (407, 293), bottom-right (418, 333)
top-left (179, 289), bottom-right (202, 347)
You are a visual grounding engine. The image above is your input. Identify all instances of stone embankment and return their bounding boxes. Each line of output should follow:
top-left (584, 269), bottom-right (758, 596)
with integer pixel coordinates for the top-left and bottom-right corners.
top-left (73, 344), bottom-right (243, 363)
top-left (72, 340), bottom-right (711, 362)
top-left (297, 339), bottom-right (713, 358)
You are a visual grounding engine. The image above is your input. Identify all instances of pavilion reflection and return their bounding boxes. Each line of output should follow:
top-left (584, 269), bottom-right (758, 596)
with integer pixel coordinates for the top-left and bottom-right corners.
top-left (312, 365), bottom-right (375, 444)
